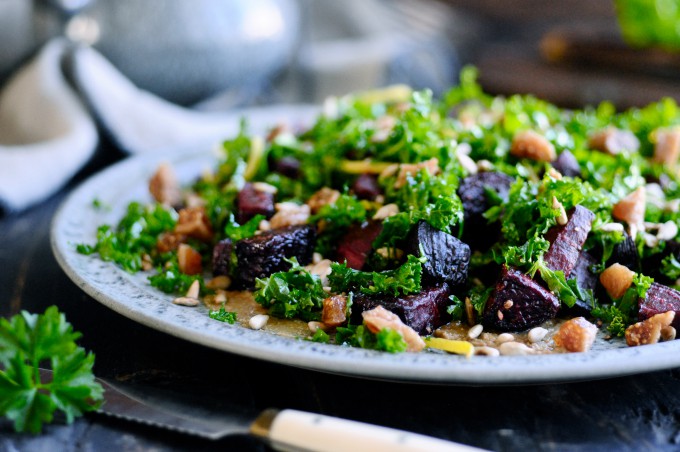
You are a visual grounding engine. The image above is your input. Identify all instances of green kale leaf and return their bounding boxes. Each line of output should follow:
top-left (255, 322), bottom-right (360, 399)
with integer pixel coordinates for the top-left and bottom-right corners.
top-left (328, 254), bottom-right (425, 297)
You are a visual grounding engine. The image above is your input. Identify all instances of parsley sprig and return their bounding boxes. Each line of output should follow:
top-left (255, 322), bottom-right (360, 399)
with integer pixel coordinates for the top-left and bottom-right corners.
top-left (0, 306), bottom-right (103, 433)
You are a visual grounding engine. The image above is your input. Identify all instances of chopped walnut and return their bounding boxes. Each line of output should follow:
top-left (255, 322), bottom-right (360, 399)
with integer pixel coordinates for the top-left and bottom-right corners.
top-left (306, 187), bottom-right (341, 214)
top-left (268, 202), bottom-right (310, 229)
top-left (362, 306), bottom-right (425, 352)
top-left (321, 295), bottom-right (348, 327)
top-left (390, 158), bottom-right (440, 189)
top-left (625, 311), bottom-right (675, 346)
top-left (175, 206), bottom-right (213, 241)
top-left (156, 232), bottom-right (187, 253)
top-left (588, 127), bottom-right (640, 155)
top-left (612, 186), bottom-right (645, 238)
top-left (652, 127), bottom-right (680, 167)
top-left (599, 263), bottom-right (635, 300)
top-left (553, 317), bottom-right (598, 353)
top-left (177, 243), bottom-right (202, 275)
top-left (510, 130), bottom-right (556, 162)
top-left (149, 162), bottom-right (182, 206)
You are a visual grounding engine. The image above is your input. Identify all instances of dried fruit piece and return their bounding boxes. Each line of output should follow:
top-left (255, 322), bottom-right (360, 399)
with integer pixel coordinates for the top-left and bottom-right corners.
top-left (626, 311), bottom-right (675, 346)
top-left (553, 317), bottom-right (597, 352)
top-left (612, 187), bottom-right (646, 238)
top-left (322, 295), bottom-right (348, 328)
top-left (599, 263), bottom-right (635, 300)
top-left (652, 127), bottom-right (680, 167)
top-left (482, 266), bottom-right (560, 332)
top-left (177, 243), bottom-right (202, 275)
top-left (149, 162), bottom-right (182, 206)
top-left (510, 130), bottom-right (556, 162)
top-left (588, 127), bottom-right (640, 155)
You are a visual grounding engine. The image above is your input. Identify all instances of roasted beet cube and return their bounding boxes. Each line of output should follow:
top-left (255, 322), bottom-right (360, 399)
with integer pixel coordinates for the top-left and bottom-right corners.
top-left (638, 283), bottom-right (680, 330)
top-left (212, 238), bottom-right (233, 277)
top-left (551, 150), bottom-right (581, 178)
top-left (609, 232), bottom-right (640, 272)
top-left (350, 285), bottom-right (451, 335)
top-left (483, 266), bottom-right (560, 332)
top-left (402, 221), bottom-right (470, 288)
top-left (237, 183), bottom-right (275, 224)
top-left (336, 221), bottom-right (383, 270)
top-left (234, 225), bottom-right (316, 288)
top-left (352, 174), bottom-right (381, 200)
top-left (274, 156), bottom-right (301, 179)
top-left (543, 206), bottom-right (595, 278)
top-left (457, 172), bottom-right (513, 250)
top-left (560, 251), bottom-right (598, 317)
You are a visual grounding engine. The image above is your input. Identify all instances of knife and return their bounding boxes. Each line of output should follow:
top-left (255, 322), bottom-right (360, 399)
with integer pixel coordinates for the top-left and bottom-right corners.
top-left (40, 369), bottom-right (485, 451)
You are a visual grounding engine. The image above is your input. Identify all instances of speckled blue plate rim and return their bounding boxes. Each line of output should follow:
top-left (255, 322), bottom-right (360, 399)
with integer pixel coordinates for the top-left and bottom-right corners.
top-left (50, 105), bottom-right (680, 385)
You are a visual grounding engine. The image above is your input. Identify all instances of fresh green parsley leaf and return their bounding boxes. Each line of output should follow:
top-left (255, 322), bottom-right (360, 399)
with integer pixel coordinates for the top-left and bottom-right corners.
top-left (446, 295), bottom-right (464, 321)
top-left (208, 307), bottom-right (237, 324)
top-left (328, 254), bottom-right (424, 297)
top-left (0, 306), bottom-right (103, 433)
top-left (254, 258), bottom-right (327, 321)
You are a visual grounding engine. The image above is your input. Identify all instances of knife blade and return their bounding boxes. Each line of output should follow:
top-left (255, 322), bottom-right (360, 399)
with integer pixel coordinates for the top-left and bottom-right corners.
top-left (40, 369), bottom-right (485, 451)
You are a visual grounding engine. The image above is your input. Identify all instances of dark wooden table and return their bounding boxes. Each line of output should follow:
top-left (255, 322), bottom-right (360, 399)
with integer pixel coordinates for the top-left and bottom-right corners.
top-left (2, 144), bottom-right (680, 452)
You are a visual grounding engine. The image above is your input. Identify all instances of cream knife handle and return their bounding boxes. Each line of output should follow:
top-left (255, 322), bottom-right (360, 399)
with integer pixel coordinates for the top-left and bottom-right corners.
top-left (252, 409), bottom-right (487, 452)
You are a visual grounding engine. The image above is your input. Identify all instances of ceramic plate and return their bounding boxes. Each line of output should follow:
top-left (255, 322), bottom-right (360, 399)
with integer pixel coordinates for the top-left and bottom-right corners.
top-left (51, 105), bottom-right (680, 384)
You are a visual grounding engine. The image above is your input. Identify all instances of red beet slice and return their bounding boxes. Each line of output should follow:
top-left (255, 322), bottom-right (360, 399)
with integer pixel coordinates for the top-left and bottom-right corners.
top-left (352, 174), bottom-right (381, 200)
top-left (350, 285), bottom-right (451, 335)
top-left (237, 183), bottom-right (275, 224)
top-left (336, 221), bottom-right (383, 270)
top-left (211, 238), bottom-right (233, 276)
top-left (483, 266), bottom-right (560, 332)
top-left (638, 283), bottom-right (680, 330)
top-left (551, 150), bottom-right (581, 178)
top-left (543, 205), bottom-right (595, 278)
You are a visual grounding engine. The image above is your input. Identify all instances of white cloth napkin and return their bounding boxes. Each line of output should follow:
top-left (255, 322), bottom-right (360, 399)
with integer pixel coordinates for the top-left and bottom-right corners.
top-left (0, 38), bottom-right (316, 213)
top-left (0, 40), bottom-right (97, 212)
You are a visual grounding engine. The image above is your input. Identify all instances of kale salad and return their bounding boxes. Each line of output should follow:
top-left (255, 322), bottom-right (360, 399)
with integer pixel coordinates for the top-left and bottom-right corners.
top-left (77, 68), bottom-right (680, 356)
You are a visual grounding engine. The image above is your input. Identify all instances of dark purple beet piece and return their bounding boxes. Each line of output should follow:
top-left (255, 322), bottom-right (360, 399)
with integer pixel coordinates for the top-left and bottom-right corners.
top-left (457, 172), bottom-right (513, 249)
top-left (336, 221), bottom-right (383, 270)
top-left (609, 232), bottom-right (640, 272)
top-left (274, 156), bottom-right (301, 179)
top-left (212, 238), bottom-right (233, 277)
top-left (551, 150), bottom-right (581, 178)
top-left (560, 251), bottom-right (598, 317)
top-left (237, 183), bottom-right (275, 224)
top-left (638, 283), bottom-right (680, 329)
top-left (234, 225), bottom-right (316, 288)
top-left (352, 174), bottom-right (381, 200)
top-left (543, 205), bottom-right (595, 278)
top-left (483, 266), bottom-right (560, 332)
top-left (402, 221), bottom-right (470, 288)
top-left (350, 285), bottom-right (451, 335)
